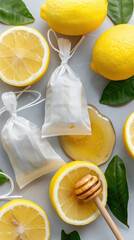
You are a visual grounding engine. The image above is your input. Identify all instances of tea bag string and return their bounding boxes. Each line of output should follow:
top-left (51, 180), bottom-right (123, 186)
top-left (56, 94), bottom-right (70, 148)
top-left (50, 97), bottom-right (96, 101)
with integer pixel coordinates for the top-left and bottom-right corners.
top-left (0, 87), bottom-right (45, 116)
top-left (47, 28), bottom-right (85, 61)
top-left (0, 172), bottom-right (22, 200)
top-left (0, 86), bottom-right (30, 115)
top-left (16, 89), bottom-right (45, 113)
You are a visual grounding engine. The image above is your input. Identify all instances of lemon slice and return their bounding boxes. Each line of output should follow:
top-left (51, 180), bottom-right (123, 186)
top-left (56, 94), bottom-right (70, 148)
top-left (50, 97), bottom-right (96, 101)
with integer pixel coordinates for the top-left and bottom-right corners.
top-left (49, 161), bottom-right (107, 225)
top-left (123, 112), bottom-right (134, 159)
top-left (0, 26), bottom-right (50, 86)
top-left (0, 199), bottom-right (50, 240)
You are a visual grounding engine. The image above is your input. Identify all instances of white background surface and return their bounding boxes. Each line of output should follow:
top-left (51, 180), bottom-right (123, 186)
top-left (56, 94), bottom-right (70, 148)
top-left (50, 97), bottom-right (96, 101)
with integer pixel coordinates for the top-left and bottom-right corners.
top-left (0, 1), bottom-right (134, 239)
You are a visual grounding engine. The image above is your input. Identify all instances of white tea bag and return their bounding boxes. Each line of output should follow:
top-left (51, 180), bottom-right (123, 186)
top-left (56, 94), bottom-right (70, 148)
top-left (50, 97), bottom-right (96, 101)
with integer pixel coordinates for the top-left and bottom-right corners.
top-left (42, 30), bottom-right (91, 137)
top-left (1, 91), bottom-right (65, 189)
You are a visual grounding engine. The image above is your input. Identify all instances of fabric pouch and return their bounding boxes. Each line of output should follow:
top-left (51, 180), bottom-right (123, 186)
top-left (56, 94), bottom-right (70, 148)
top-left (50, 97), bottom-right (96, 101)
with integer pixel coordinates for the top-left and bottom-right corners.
top-left (1, 91), bottom-right (65, 189)
top-left (42, 30), bottom-right (91, 137)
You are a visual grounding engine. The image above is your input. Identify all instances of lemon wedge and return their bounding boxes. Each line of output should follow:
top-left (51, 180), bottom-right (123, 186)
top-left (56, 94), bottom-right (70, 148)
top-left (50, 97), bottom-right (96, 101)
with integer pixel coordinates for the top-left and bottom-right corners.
top-left (0, 26), bottom-right (50, 86)
top-left (0, 199), bottom-right (50, 240)
top-left (123, 112), bottom-right (134, 159)
top-left (49, 161), bottom-right (107, 225)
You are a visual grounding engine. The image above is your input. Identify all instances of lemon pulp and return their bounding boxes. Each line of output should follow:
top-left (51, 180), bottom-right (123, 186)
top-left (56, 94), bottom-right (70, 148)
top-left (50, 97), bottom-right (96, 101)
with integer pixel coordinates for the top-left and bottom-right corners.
top-left (0, 199), bottom-right (50, 240)
top-left (123, 112), bottom-right (134, 159)
top-left (0, 27), bottom-right (50, 86)
top-left (50, 161), bottom-right (107, 225)
top-left (130, 119), bottom-right (134, 146)
top-left (41, 0), bottom-right (108, 35)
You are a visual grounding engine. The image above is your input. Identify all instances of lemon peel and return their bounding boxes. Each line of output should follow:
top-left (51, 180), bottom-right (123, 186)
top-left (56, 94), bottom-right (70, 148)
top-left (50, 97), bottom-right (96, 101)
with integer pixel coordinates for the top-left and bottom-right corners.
top-left (91, 24), bottom-right (134, 80)
top-left (41, 0), bottom-right (108, 36)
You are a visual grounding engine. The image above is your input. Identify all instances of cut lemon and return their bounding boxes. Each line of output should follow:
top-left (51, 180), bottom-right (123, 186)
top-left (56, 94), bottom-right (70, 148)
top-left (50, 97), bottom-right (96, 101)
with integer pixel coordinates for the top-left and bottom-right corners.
top-left (123, 112), bottom-right (134, 159)
top-left (0, 199), bottom-right (50, 240)
top-left (0, 26), bottom-right (50, 86)
top-left (49, 161), bottom-right (107, 225)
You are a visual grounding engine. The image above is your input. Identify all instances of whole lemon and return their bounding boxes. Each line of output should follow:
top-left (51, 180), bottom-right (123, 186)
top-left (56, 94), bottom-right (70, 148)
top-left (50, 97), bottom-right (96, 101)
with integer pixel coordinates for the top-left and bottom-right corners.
top-left (40, 0), bottom-right (108, 36)
top-left (91, 24), bottom-right (134, 80)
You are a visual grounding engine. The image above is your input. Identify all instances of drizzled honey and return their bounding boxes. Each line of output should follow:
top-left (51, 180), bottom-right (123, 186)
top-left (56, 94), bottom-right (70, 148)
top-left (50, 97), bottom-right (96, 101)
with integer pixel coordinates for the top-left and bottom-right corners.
top-left (60, 105), bottom-right (115, 166)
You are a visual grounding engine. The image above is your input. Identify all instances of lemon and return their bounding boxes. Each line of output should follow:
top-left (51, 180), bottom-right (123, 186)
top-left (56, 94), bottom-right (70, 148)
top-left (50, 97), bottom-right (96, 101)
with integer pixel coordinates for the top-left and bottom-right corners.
top-left (0, 26), bottom-right (50, 86)
top-left (91, 24), bottom-right (134, 80)
top-left (49, 161), bottom-right (107, 225)
top-left (0, 199), bottom-right (50, 240)
top-left (60, 105), bottom-right (115, 166)
top-left (123, 112), bottom-right (134, 159)
top-left (41, 0), bottom-right (108, 36)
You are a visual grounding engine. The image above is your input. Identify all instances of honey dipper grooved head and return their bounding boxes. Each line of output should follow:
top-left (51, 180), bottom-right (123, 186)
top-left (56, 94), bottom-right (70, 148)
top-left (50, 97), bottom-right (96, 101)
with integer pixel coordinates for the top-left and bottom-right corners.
top-left (74, 174), bottom-right (102, 202)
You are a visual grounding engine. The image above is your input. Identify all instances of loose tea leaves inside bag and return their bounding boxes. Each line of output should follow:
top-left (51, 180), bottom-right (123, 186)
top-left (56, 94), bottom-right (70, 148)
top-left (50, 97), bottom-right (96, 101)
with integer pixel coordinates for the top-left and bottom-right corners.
top-left (42, 30), bottom-right (91, 137)
top-left (1, 91), bottom-right (65, 189)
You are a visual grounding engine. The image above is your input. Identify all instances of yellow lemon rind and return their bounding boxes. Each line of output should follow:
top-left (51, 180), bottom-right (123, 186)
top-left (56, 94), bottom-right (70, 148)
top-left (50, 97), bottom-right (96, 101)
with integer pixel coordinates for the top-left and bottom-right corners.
top-left (91, 24), bottom-right (134, 81)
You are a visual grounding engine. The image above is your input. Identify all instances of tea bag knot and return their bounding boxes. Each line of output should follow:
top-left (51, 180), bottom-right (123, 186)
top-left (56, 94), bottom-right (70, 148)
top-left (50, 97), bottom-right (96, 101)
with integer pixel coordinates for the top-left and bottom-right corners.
top-left (2, 92), bottom-right (17, 117)
top-left (57, 38), bottom-right (72, 65)
top-left (47, 29), bottom-right (85, 65)
top-left (0, 87), bottom-right (45, 118)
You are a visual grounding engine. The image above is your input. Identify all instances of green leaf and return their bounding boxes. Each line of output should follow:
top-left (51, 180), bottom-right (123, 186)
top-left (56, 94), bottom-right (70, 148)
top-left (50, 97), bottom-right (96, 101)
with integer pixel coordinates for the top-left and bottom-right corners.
top-left (0, 169), bottom-right (9, 185)
top-left (105, 155), bottom-right (129, 227)
top-left (108, 0), bottom-right (133, 25)
top-left (100, 76), bottom-right (134, 106)
top-left (0, 0), bottom-right (35, 25)
top-left (61, 230), bottom-right (81, 240)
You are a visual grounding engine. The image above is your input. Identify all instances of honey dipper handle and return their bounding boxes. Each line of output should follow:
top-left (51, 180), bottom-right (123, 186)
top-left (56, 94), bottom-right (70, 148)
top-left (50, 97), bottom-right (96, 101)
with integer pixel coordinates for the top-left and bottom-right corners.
top-left (94, 196), bottom-right (124, 240)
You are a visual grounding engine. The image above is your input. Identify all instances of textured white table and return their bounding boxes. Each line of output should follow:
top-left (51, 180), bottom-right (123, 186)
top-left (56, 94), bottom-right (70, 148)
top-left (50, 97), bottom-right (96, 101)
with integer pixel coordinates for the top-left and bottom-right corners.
top-left (0, 1), bottom-right (134, 239)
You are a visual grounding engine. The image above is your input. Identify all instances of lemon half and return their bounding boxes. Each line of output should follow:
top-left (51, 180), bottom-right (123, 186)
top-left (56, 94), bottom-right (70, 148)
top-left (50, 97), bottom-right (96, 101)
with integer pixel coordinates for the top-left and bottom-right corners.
top-left (49, 161), bottom-right (107, 225)
top-left (0, 199), bottom-right (50, 240)
top-left (123, 112), bottom-right (134, 159)
top-left (0, 26), bottom-right (50, 86)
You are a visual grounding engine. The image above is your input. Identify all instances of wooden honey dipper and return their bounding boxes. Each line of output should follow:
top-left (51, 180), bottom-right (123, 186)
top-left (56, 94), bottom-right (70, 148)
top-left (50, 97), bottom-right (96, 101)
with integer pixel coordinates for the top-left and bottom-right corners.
top-left (74, 174), bottom-right (124, 240)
